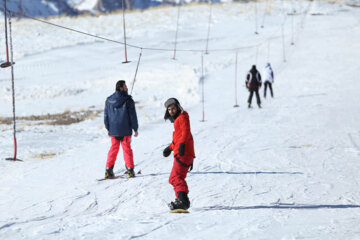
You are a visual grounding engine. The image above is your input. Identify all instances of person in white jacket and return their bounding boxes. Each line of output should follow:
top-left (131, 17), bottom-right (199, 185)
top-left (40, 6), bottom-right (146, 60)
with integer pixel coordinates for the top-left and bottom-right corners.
top-left (263, 63), bottom-right (274, 98)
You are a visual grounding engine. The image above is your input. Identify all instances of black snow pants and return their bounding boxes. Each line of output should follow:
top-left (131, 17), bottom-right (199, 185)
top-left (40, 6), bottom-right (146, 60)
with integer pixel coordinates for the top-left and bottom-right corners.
top-left (248, 89), bottom-right (261, 105)
top-left (264, 82), bottom-right (273, 98)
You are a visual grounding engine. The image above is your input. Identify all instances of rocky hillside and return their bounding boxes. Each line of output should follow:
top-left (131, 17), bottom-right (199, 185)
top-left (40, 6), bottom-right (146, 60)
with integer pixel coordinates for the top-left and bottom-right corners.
top-left (0, 0), bottom-right (79, 17)
top-left (0, 0), bottom-right (192, 17)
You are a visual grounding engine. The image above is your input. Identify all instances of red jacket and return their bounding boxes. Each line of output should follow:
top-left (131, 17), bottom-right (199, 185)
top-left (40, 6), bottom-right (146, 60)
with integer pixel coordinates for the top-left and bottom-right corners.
top-left (169, 111), bottom-right (195, 158)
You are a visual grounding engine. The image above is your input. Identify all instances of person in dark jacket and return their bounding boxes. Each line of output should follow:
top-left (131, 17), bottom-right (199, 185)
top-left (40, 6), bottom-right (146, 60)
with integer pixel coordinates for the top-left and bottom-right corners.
top-left (246, 65), bottom-right (262, 108)
top-left (163, 98), bottom-right (195, 211)
top-left (104, 80), bottom-right (139, 179)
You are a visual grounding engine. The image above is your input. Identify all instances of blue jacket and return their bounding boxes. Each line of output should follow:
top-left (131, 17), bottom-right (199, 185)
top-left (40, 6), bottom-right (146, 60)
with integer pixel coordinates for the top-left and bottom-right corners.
top-left (104, 91), bottom-right (138, 137)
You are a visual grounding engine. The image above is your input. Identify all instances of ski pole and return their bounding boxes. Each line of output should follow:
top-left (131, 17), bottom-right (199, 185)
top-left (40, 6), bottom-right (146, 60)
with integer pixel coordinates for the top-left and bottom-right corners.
top-left (172, 3), bottom-right (181, 60)
top-left (130, 49), bottom-right (142, 95)
top-left (201, 53), bottom-right (205, 122)
top-left (122, 0), bottom-right (130, 64)
top-left (5, 11), bottom-right (21, 161)
top-left (1, 0), bottom-right (14, 68)
top-left (205, 1), bottom-right (212, 55)
top-left (281, 23), bottom-right (286, 62)
top-left (254, 0), bottom-right (259, 34)
top-left (234, 51), bottom-right (239, 107)
top-left (261, 0), bottom-right (269, 28)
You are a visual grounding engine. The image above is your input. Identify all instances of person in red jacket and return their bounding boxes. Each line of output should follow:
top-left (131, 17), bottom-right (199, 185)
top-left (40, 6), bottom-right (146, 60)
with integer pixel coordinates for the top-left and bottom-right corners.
top-left (163, 98), bottom-right (195, 210)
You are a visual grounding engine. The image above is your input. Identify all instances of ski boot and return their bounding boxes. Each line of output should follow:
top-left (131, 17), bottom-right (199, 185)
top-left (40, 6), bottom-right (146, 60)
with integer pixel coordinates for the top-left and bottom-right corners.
top-left (258, 103), bottom-right (262, 108)
top-left (127, 167), bottom-right (136, 178)
top-left (248, 102), bottom-right (251, 108)
top-left (168, 192), bottom-right (190, 210)
top-left (105, 165), bottom-right (115, 179)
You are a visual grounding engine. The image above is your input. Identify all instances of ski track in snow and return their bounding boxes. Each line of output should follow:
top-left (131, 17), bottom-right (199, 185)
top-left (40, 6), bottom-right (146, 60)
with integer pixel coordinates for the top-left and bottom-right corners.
top-left (1, 1), bottom-right (360, 239)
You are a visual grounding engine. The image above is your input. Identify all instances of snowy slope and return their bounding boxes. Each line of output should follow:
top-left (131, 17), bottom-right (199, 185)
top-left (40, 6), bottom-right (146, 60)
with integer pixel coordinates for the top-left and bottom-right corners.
top-left (1, 0), bottom-right (360, 239)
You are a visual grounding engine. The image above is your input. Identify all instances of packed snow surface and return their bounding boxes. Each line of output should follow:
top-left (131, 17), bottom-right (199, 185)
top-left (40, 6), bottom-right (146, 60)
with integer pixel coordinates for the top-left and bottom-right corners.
top-left (0, 1), bottom-right (360, 239)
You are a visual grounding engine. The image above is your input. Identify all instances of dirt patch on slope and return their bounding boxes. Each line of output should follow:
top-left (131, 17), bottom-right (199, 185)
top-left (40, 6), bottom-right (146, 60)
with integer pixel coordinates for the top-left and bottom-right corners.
top-left (0, 109), bottom-right (103, 126)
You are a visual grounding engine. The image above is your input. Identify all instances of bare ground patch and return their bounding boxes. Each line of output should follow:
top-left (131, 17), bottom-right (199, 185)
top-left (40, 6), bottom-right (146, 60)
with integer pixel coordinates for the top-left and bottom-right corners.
top-left (0, 109), bottom-right (103, 126)
top-left (32, 153), bottom-right (57, 160)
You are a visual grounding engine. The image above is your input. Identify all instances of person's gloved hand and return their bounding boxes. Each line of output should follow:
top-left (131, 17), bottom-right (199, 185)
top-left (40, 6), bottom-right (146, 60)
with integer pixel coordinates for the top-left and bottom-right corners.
top-left (178, 143), bottom-right (186, 157)
top-left (163, 147), bottom-right (172, 157)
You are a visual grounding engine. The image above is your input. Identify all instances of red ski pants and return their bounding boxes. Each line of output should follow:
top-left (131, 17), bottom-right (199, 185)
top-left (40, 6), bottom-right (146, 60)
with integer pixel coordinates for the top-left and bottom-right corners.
top-left (169, 155), bottom-right (193, 197)
top-left (106, 136), bottom-right (134, 169)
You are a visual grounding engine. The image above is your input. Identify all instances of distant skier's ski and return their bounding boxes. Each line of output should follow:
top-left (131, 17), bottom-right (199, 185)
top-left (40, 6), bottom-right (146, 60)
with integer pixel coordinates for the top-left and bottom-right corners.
top-left (97, 169), bottom-right (142, 181)
top-left (170, 209), bottom-right (189, 213)
top-left (123, 170), bottom-right (142, 175)
top-left (97, 175), bottom-right (127, 181)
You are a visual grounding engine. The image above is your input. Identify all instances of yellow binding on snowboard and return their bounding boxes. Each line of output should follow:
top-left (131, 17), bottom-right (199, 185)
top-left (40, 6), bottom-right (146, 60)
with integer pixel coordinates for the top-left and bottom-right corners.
top-left (170, 209), bottom-right (189, 213)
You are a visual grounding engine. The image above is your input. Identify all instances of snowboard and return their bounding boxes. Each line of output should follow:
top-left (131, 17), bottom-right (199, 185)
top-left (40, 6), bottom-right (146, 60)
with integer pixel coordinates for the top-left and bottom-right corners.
top-left (170, 209), bottom-right (189, 213)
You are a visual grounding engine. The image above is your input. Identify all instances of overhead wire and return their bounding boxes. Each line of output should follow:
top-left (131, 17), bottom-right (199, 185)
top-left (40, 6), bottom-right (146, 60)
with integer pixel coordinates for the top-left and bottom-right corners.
top-left (0, 7), bottom-right (279, 53)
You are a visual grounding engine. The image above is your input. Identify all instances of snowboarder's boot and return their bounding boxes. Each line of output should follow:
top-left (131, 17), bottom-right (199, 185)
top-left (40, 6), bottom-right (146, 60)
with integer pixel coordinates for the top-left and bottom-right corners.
top-left (168, 192), bottom-right (190, 210)
top-left (168, 199), bottom-right (187, 210)
top-left (127, 167), bottom-right (136, 178)
top-left (178, 192), bottom-right (190, 209)
top-left (105, 165), bottom-right (115, 179)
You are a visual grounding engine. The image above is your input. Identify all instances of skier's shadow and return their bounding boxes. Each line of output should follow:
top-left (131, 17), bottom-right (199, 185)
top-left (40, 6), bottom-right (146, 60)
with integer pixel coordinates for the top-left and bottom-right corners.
top-left (189, 171), bottom-right (304, 175)
top-left (133, 171), bottom-right (304, 178)
top-left (197, 204), bottom-right (360, 211)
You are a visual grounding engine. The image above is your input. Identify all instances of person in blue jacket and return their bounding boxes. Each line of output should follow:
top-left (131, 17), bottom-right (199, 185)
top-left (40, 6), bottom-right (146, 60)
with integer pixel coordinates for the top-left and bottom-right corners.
top-left (104, 80), bottom-right (139, 178)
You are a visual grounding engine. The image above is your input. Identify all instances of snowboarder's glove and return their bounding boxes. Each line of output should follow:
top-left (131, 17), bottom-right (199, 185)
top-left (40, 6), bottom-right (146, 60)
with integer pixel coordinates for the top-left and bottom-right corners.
top-left (163, 147), bottom-right (172, 157)
top-left (178, 143), bottom-right (186, 157)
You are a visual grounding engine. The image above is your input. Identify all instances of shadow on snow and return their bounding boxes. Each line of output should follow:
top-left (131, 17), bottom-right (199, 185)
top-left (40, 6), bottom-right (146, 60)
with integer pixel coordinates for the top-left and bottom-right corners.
top-left (135, 171), bottom-right (303, 178)
top-left (189, 171), bottom-right (304, 175)
top-left (199, 204), bottom-right (360, 211)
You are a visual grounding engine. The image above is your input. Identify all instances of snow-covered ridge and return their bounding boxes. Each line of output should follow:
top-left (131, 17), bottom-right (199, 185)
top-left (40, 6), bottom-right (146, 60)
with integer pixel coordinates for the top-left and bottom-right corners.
top-left (1, 0), bottom-right (224, 17)
top-left (0, 0), bottom-right (78, 17)
top-left (1, 0), bottom-right (357, 18)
